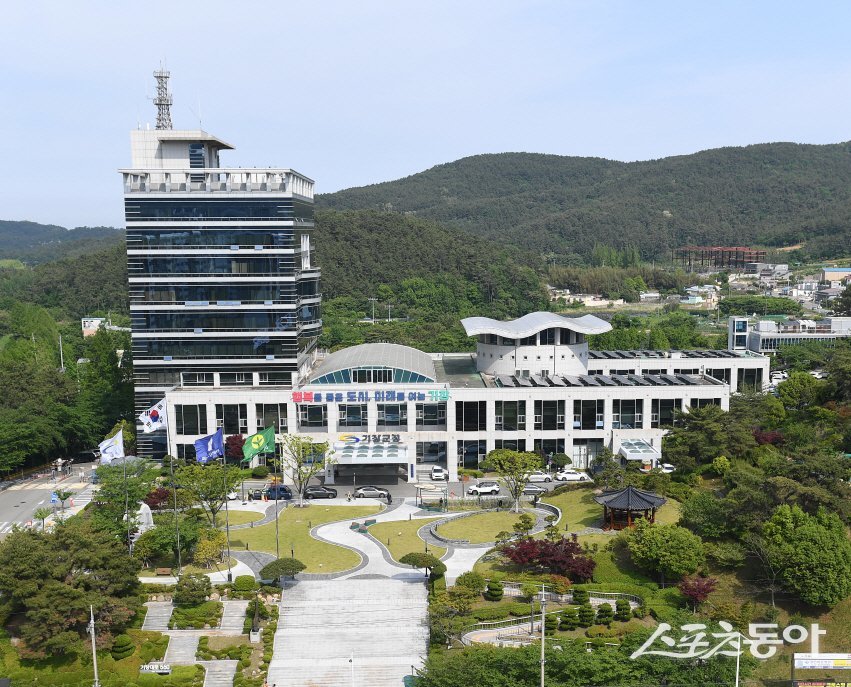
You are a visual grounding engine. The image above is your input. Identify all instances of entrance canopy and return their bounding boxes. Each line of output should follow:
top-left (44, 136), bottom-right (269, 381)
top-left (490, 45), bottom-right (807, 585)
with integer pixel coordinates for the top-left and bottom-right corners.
top-left (618, 439), bottom-right (661, 465)
top-left (334, 443), bottom-right (409, 465)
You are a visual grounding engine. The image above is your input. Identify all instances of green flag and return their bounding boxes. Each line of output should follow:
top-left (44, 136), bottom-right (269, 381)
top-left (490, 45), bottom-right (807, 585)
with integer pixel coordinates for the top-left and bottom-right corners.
top-left (242, 426), bottom-right (275, 462)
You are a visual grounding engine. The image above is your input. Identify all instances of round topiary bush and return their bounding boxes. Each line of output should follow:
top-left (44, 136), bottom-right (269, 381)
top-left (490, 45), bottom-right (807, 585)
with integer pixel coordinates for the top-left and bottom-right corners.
top-left (233, 575), bottom-right (257, 592)
top-left (571, 588), bottom-right (589, 605)
top-left (484, 580), bottom-right (503, 601)
top-left (111, 634), bottom-right (135, 661)
top-left (252, 465), bottom-right (270, 479)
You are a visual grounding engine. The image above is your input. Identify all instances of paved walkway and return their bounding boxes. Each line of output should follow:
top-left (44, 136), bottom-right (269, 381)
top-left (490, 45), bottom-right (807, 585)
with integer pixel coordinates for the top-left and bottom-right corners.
top-left (163, 633), bottom-right (200, 665)
top-left (268, 578), bottom-right (428, 687)
top-left (198, 660), bottom-right (239, 687)
top-left (219, 600), bottom-right (249, 632)
top-left (139, 559), bottom-right (255, 585)
top-left (142, 601), bottom-right (174, 631)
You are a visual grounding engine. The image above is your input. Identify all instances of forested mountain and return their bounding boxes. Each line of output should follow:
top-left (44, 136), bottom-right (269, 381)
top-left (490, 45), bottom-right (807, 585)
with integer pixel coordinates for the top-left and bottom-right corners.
top-left (0, 220), bottom-right (123, 264)
top-left (319, 143), bottom-right (851, 261)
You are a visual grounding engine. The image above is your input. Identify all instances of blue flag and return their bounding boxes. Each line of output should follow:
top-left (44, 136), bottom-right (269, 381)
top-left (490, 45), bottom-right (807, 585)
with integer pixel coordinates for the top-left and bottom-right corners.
top-left (195, 429), bottom-right (224, 464)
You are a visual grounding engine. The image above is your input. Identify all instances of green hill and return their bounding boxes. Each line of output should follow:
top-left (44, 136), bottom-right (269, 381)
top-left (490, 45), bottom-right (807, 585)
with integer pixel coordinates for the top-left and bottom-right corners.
top-left (0, 220), bottom-right (123, 264)
top-left (318, 143), bottom-right (851, 261)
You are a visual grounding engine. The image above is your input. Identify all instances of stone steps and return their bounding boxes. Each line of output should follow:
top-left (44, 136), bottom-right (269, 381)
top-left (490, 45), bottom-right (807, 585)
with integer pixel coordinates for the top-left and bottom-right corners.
top-left (164, 633), bottom-right (200, 665)
top-left (219, 600), bottom-right (249, 632)
top-left (141, 602), bottom-right (173, 631)
top-left (199, 660), bottom-right (239, 687)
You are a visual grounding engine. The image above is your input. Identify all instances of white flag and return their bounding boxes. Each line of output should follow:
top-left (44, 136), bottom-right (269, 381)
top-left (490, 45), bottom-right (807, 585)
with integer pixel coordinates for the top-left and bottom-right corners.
top-left (139, 399), bottom-right (168, 434)
top-left (98, 430), bottom-right (125, 464)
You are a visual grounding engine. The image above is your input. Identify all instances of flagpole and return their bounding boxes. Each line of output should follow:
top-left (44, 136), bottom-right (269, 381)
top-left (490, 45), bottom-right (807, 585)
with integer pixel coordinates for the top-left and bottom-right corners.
top-left (274, 437), bottom-right (280, 561)
top-left (164, 401), bottom-right (182, 575)
top-left (222, 455), bottom-right (233, 583)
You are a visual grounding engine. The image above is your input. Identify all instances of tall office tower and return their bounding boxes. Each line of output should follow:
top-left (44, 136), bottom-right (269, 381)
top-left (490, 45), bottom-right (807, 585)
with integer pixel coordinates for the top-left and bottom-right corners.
top-left (122, 71), bottom-right (320, 457)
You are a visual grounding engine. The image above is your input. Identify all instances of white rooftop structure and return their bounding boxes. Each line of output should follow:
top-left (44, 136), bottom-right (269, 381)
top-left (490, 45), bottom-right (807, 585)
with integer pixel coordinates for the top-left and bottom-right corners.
top-left (310, 343), bottom-right (437, 384)
top-left (461, 312), bottom-right (611, 338)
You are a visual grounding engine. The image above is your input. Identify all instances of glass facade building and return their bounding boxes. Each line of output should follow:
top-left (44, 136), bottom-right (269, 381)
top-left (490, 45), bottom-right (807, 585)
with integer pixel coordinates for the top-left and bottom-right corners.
top-left (122, 129), bottom-right (320, 457)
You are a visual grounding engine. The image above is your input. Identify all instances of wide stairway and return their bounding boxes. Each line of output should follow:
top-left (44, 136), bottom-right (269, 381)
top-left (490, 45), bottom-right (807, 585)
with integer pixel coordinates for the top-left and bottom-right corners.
top-left (267, 579), bottom-right (429, 687)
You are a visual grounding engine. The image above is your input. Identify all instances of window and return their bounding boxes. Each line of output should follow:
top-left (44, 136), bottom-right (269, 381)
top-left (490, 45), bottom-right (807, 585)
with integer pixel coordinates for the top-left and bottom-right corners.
top-left (612, 399), bottom-right (643, 429)
top-left (297, 404), bottom-right (327, 428)
top-left (177, 443), bottom-right (197, 460)
top-left (256, 404), bottom-right (287, 432)
top-left (455, 401), bottom-right (486, 431)
top-left (572, 439), bottom-right (603, 469)
top-left (651, 398), bottom-right (682, 428)
top-left (220, 372), bottom-right (250, 386)
top-left (706, 368), bottom-right (731, 384)
top-left (258, 371), bottom-right (291, 386)
top-left (734, 334), bottom-right (747, 348)
top-left (175, 404), bottom-right (207, 435)
top-left (416, 403), bottom-right (446, 429)
top-left (573, 399), bottom-right (603, 430)
top-left (690, 398), bottom-right (721, 409)
top-left (737, 368), bottom-right (763, 390)
top-left (534, 400), bottom-right (565, 430)
top-left (495, 400), bottom-right (525, 431)
top-left (540, 328), bottom-right (557, 345)
top-left (534, 439), bottom-right (565, 461)
top-left (495, 439), bottom-right (521, 451)
top-left (377, 403), bottom-right (407, 429)
top-left (182, 372), bottom-right (214, 386)
top-left (215, 404), bottom-right (248, 434)
top-left (339, 404), bottom-right (368, 428)
top-left (351, 367), bottom-right (393, 384)
top-left (735, 320), bottom-right (748, 333)
top-left (457, 440), bottom-right (487, 468)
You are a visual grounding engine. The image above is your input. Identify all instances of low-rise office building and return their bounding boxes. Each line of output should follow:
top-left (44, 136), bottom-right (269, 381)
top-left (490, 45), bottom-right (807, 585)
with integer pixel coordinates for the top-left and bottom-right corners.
top-left (728, 315), bottom-right (851, 354)
top-left (165, 312), bottom-right (769, 482)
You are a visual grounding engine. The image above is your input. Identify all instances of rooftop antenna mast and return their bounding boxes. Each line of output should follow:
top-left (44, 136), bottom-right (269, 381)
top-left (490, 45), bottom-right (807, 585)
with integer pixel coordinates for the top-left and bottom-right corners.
top-left (153, 67), bottom-right (173, 130)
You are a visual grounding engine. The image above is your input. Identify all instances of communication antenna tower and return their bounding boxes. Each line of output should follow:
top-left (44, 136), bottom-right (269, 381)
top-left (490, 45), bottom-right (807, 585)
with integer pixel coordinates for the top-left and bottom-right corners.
top-left (153, 68), bottom-right (173, 130)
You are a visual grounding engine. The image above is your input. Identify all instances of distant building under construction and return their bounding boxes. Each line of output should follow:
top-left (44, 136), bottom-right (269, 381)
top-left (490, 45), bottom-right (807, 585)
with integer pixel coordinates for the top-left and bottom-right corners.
top-left (673, 246), bottom-right (767, 272)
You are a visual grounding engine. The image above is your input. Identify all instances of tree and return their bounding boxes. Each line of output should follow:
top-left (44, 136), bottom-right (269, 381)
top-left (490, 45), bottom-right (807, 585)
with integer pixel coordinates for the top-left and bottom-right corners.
top-left (830, 284), bottom-right (851, 316)
top-left (560, 607), bottom-right (579, 630)
top-left (614, 598), bottom-right (631, 622)
top-left (483, 449), bottom-right (545, 512)
top-left (0, 518), bottom-right (140, 658)
top-left (761, 504), bottom-right (851, 606)
top-left (260, 557), bottom-right (307, 580)
top-left (577, 603), bottom-right (595, 627)
top-left (513, 513), bottom-right (535, 536)
top-left (663, 405), bottom-right (755, 470)
top-left (224, 434), bottom-right (245, 462)
top-left (175, 463), bottom-right (242, 527)
top-left (91, 457), bottom-right (158, 541)
top-left (193, 534), bottom-right (226, 569)
top-left (277, 434), bottom-right (335, 507)
top-left (500, 536), bottom-right (595, 581)
top-left (54, 489), bottom-right (74, 518)
top-left (595, 602), bottom-right (614, 626)
top-left (777, 372), bottom-right (826, 411)
top-left (455, 571), bottom-right (486, 595)
top-left (680, 491), bottom-right (731, 539)
top-left (678, 575), bottom-right (718, 611)
top-left (400, 552), bottom-right (445, 578)
top-left (173, 573), bottom-right (211, 606)
top-left (626, 520), bottom-right (705, 585)
top-left (32, 506), bottom-right (52, 530)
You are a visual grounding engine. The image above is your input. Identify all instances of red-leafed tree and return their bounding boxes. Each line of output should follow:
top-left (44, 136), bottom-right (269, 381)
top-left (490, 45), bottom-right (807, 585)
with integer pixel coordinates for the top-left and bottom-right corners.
top-left (225, 434), bottom-right (245, 463)
top-left (144, 487), bottom-right (171, 510)
top-left (501, 536), bottom-right (595, 581)
top-left (678, 575), bottom-right (718, 610)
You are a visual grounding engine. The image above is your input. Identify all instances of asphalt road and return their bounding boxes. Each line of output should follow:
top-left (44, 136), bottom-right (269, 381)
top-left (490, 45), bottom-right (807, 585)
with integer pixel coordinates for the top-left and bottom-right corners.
top-left (0, 462), bottom-right (96, 534)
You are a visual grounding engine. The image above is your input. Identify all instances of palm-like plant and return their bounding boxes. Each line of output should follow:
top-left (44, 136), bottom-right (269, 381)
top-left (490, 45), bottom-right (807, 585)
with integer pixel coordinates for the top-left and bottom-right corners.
top-left (54, 490), bottom-right (74, 517)
top-left (33, 506), bottom-right (52, 530)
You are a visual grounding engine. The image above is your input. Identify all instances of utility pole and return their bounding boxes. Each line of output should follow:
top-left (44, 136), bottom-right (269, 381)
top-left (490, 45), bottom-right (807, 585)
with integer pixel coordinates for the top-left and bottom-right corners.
top-left (368, 297), bottom-right (377, 324)
top-left (59, 334), bottom-right (65, 372)
top-left (222, 459), bottom-right (233, 582)
top-left (169, 455), bottom-right (182, 574)
top-left (540, 583), bottom-right (547, 687)
top-left (89, 605), bottom-right (100, 687)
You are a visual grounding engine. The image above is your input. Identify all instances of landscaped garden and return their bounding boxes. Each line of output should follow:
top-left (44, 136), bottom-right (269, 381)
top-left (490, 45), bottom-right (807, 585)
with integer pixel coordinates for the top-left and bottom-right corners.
top-left (228, 504), bottom-right (380, 572)
top-left (219, 509), bottom-right (264, 526)
top-left (368, 517), bottom-right (446, 561)
top-left (435, 510), bottom-right (531, 544)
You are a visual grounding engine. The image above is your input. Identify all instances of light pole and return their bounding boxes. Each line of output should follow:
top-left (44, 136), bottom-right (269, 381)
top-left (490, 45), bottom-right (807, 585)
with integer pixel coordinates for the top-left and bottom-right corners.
top-left (169, 456), bottom-right (182, 575)
top-left (88, 605), bottom-right (100, 687)
top-left (368, 297), bottom-right (377, 324)
top-left (220, 457), bottom-right (233, 582)
top-left (540, 584), bottom-right (546, 687)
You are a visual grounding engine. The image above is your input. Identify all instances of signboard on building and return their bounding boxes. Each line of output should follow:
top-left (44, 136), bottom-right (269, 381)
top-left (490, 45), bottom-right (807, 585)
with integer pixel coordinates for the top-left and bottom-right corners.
top-left (140, 663), bottom-right (172, 674)
top-left (339, 433), bottom-right (402, 445)
top-left (292, 389), bottom-right (450, 404)
top-left (795, 655), bottom-right (851, 670)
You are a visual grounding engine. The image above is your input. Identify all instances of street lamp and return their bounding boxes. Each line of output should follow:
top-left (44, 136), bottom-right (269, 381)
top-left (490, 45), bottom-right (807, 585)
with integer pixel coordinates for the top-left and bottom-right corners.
top-left (220, 457), bottom-right (233, 582)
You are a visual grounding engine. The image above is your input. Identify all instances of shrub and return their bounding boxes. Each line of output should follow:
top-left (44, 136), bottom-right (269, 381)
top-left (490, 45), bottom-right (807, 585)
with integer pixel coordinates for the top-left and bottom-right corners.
top-left (173, 573), bottom-right (211, 606)
top-left (546, 575), bottom-right (572, 595)
top-left (544, 613), bottom-right (559, 636)
top-left (455, 571), bottom-right (486, 594)
top-left (614, 598), bottom-right (631, 622)
top-left (139, 634), bottom-right (169, 663)
top-left (458, 468), bottom-right (484, 479)
top-left (472, 606), bottom-right (513, 622)
top-left (501, 536), bottom-right (595, 581)
top-left (632, 606), bottom-right (647, 619)
top-left (595, 603), bottom-right (614, 626)
top-left (560, 607), bottom-right (579, 630)
top-left (571, 588), bottom-right (589, 605)
top-left (170, 600), bottom-right (223, 629)
top-left (577, 603), bottom-right (595, 627)
top-left (252, 465), bottom-right (270, 479)
top-left (260, 558), bottom-right (306, 580)
top-left (233, 575), bottom-right (257, 592)
top-left (110, 634), bottom-right (135, 661)
top-left (484, 580), bottom-right (503, 601)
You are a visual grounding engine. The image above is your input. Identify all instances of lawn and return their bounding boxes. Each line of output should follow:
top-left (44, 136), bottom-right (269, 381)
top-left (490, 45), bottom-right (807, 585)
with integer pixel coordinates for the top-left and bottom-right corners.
top-left (220, 509), bottom-right (264, 526)
top-left (543, 486), bottom-right (681, 531)
top-left (228, 504), bottom-right (380, 573)
top-left (369, 518), bottom-right (446, 561)
top-left (139, 557), bottom-right (238, 577)
top-left (436, 511), bottom-right (531, 544)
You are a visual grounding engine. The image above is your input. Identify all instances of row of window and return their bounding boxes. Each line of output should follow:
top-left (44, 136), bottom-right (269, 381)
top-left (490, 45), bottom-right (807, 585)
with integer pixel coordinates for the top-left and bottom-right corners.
top-left (127, 229), bottom-right (297, 249)
top-left (132, 338), bottom-right (299, 359)
top-left (172, 397), bottom-right (721, 435)
top-left (130, 280), bottom-right (319, 305)
top-left (477, 328), bottom-right (586, 347)
top-left (129, 256), bottom-right (295, 276)
top-left (125, 198), bottom-right (314, 222)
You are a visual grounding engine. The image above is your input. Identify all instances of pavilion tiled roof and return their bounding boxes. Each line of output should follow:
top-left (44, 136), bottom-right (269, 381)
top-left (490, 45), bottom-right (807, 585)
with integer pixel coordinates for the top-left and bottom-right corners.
top-left (593, 485), bottom-right (667, 511)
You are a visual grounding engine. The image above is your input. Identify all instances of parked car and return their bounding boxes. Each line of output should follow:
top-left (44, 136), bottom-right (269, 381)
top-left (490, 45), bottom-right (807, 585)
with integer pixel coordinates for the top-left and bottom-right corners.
top-left (226, 490), bottom-right (239, 500)
top-left (467, 480), bottom-right (501, 496)
top-left (526, 470), bottom-right (553, 483)
top-left (660, 463), bottom-right (676, 474)
top-left (431, 466), bottom-right (448, 481)
top-left (554, 469), bottom-right (592, 482)
top-left (265, 485), bottom-right (293, 500)
top-left (523, 483), bottom-right (547, 496)
top-left (354, 485), bottom-right (389, 499)
top-left (250, 488), bottom-right (263, 500)
top-left (304, 485), bottom-right (338, 499)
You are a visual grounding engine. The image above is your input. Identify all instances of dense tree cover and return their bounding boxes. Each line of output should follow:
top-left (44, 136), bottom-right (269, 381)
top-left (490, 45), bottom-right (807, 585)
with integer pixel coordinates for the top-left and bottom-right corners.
top-left (91, 458), bottom-right (159, 541)
top-left (319, 144), bottom-right (851, 261)
top-left (624, 519), bottom-right (706, 585)
top-left (0, 302), bottom-right (132, 472)
top-left (718, 295), bottom-right (803, 317)
top-left (0, 518), bottom-right (141, 658)
top-left (417, 633), bottom-right (752, 687)
top-left (547, 264), bottom-right (698, 301)
top-left (588, 312), bottom-right (720, 351)
top-left (500, 536), bottom-right (595, 581)
top-left (0, 220), bottom-right (122, 265)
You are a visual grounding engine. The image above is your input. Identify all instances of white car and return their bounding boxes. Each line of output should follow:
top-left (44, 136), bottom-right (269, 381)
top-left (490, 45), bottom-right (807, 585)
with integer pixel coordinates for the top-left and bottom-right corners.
top-left (430, 466), bottom-right (448, 481)
top-left (526, 470), bottom-right (553, 483)
top-left (226, 490), bottom-right (239, 500)
top-left (660, 463), bottom-right (676, 474)
top-left (467, 481), bottom-right (501, 496)
top-left (554, 469), bottom-right (592, 482)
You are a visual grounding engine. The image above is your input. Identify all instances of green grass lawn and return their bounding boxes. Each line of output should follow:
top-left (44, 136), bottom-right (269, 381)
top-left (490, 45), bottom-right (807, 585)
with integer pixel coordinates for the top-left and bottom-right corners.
top-left (369, 518), bottom-right (446, 561)
top-left (543, 486), bottom-right (681, 530)
top-left (228, 504), bottom-right (380, 573)
top-left (436, 511), bottom-right (530, 544)
top-left (139, 557), bottom-right (238, 577)
top-left (220, 509), bottom-right (264, 526)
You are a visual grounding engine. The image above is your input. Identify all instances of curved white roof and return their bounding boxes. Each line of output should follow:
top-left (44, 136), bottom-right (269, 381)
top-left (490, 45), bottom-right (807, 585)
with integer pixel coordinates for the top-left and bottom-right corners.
top-left (310, 343), bottom-right (436, 382)
top-left (461, 312), bottom-right (612, 338)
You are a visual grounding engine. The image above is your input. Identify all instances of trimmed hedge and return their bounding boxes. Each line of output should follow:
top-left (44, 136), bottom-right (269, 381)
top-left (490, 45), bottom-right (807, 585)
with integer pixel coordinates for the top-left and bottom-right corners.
top-left (110, 634), bottom-right (134, 661)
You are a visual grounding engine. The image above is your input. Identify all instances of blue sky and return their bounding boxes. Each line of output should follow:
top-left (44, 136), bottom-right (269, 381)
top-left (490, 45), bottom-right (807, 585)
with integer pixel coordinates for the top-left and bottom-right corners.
top-left (2, 1), bottom-right (850, 228)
